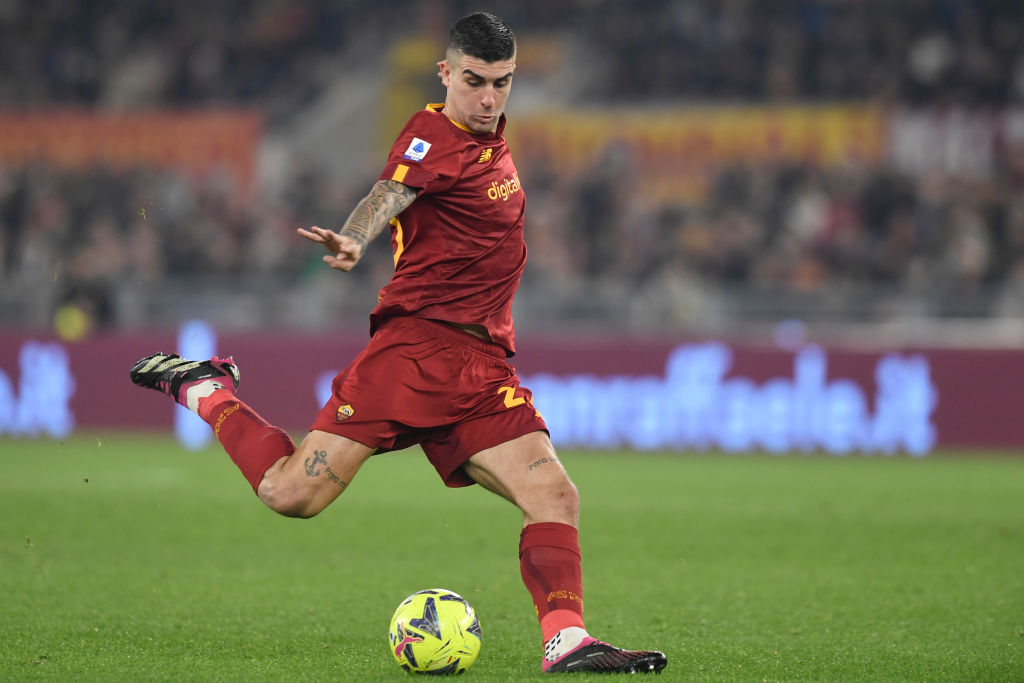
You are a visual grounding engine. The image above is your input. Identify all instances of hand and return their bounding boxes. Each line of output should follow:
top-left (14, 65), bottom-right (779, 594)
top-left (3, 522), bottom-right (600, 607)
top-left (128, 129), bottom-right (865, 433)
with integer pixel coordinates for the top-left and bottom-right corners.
top-left (297, 226), bottom-right (364, 271)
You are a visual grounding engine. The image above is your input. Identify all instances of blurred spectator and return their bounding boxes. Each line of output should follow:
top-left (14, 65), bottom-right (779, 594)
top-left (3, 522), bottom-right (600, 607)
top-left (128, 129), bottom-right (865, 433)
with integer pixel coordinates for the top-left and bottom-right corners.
top-left (3, 1), bottom-right (1024, 333)
top-left (4, 154), bottom-right (1022, 331)
top-left (0, 0), bottom-right (425, 121)
top-left (3, 1), bottom-right (1023, 111)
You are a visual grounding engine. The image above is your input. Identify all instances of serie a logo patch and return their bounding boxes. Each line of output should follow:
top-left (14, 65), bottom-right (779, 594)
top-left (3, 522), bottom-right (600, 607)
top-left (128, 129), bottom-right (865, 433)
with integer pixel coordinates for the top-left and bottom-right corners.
top-left (402, 137), bottom-right (431, 162)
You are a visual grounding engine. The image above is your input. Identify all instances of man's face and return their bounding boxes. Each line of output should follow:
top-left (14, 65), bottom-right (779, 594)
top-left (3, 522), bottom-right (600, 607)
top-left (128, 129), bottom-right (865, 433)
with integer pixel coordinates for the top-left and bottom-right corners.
top-left (438, 50), bottom-right (515, 134)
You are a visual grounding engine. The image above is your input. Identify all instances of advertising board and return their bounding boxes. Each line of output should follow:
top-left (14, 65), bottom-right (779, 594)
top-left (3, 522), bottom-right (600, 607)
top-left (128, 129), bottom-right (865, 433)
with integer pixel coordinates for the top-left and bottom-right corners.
top-left (2, 324), bottom-right (1020, 453)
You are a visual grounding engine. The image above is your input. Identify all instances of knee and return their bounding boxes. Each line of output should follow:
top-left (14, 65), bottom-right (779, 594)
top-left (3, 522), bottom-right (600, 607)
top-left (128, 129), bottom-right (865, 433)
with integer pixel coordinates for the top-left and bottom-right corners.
top-left (527, 475), bottom-right (579, 527)
top-left (553, 475), bottom-right (579, 508)
top-left (556, 478), bottom-right (580, 520)
top-left (257, 476), bottom-right (323, 519)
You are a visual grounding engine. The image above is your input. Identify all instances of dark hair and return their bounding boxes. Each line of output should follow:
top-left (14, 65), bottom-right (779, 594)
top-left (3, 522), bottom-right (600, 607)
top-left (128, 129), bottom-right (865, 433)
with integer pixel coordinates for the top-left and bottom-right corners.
top-left (448, 12), bottom-right (515, 62)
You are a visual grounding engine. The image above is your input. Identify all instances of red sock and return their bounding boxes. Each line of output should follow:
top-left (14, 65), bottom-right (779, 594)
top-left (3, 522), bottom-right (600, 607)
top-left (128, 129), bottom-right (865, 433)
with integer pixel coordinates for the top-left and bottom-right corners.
top-left (196, 388), bottom-right (295, 492)
top-left (519, 522), bottom-right (586, 643)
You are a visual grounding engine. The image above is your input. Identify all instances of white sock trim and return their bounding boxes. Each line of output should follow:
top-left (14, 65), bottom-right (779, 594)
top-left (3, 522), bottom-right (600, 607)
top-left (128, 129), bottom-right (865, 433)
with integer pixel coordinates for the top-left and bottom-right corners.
top-left (185, 380), bottom-right (224, 413)
top-left (544, 626), bottom-right (590, 662)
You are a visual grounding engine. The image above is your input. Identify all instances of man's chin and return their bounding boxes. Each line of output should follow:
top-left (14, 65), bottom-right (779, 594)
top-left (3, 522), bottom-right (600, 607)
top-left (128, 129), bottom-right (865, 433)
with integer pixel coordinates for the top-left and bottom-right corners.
top-left (470, 116), bottom-right (496, 133)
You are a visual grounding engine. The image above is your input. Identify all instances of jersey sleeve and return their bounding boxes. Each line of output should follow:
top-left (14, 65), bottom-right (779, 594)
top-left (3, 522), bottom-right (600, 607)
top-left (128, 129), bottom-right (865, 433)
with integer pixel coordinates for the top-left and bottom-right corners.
top-left (377, 110), bottom-right (460, 194)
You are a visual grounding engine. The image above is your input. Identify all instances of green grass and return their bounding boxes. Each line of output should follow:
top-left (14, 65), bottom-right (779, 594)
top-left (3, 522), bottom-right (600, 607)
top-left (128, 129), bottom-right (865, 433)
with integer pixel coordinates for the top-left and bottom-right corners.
top-left (1, 435), bottom-right (1022, 681)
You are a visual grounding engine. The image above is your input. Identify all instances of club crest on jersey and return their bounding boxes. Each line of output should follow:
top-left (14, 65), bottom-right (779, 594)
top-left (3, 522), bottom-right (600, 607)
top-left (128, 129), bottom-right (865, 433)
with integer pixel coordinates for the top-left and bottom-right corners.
top-left (403, 137), bottom-right (431, 162)
top-left (336, 404), bottom-right (354, 422)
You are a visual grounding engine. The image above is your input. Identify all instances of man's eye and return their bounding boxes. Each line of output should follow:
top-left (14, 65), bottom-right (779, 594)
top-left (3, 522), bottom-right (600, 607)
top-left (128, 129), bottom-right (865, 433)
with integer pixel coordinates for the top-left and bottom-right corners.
top-left (467, 80), bottom-right (482, 87)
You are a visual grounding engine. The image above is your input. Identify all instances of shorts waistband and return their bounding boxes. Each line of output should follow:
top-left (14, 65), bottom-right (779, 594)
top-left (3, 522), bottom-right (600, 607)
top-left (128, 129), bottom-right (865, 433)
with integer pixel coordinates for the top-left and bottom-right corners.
top-left (382, 316), bottom-right (506, 359)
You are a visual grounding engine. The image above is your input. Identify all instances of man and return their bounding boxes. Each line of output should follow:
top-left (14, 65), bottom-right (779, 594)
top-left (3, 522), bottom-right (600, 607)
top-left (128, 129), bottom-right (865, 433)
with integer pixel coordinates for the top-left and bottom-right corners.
top-left (130, 12), bottom-right (666, 675)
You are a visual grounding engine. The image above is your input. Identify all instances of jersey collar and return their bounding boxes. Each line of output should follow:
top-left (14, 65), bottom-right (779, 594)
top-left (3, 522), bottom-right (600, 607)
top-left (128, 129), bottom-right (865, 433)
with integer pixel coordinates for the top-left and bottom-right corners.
top-left (426, 103), bottom-right (506, 137)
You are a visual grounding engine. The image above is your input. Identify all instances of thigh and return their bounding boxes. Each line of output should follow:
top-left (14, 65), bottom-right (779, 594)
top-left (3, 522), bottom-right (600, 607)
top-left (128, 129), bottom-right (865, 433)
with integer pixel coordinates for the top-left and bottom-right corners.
top-left (422, 387), bottom-right (548, 487)
top-left (257, 429), bottom-right (374, 517)
top-left (310, 318), bottom-right (461, 450)
top-left (462, 431), bottom-right (579, 528)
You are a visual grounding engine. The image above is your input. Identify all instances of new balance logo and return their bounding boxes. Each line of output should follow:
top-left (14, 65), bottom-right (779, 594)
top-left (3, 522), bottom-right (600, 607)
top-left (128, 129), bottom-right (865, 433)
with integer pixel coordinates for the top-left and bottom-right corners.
top-left (477, 148), bottom-right (492, 163)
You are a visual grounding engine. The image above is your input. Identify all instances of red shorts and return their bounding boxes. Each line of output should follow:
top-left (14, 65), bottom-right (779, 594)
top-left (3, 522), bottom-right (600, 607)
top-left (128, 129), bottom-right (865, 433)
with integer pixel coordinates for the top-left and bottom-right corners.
top-left (310, 317), bottom-right (548, 487)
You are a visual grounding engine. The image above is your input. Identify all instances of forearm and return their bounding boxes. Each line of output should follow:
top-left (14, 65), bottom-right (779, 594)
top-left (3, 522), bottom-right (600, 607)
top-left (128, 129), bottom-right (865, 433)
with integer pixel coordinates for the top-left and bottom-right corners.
top-left (339, 179), bottom-right (418, 251)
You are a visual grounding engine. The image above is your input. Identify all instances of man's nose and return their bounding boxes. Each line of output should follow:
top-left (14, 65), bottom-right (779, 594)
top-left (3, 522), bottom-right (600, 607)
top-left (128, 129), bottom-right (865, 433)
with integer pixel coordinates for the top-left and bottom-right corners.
top-left (481, 86), bottom-right (495, 108)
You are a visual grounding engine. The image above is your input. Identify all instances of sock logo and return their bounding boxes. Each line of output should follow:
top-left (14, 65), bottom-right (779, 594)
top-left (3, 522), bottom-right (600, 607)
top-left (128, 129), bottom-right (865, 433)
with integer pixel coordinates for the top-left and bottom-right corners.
top-left (546, 590), bottom-right (583, 608)
top-left (213, 403), bottom-right (240, 438)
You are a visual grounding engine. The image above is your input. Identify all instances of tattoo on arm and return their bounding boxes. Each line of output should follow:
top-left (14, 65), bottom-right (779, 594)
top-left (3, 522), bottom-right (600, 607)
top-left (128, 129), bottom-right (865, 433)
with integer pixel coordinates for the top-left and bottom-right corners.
top-left (324, 467), bottom-right (347, 490)
top-left (339, 179), bottom-right (418, 249)
top-left (303, 450), bottom-right (347, 489)
top-left (304, 450), bottom-right (328, 477)
top-left (528, 455), bottom-right (559, 472)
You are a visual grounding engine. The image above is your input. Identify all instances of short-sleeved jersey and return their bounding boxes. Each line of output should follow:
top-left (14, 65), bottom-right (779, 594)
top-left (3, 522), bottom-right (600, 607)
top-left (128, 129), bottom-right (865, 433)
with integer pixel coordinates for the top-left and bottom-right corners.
top-left (371, 104), bottom-right (526, 356)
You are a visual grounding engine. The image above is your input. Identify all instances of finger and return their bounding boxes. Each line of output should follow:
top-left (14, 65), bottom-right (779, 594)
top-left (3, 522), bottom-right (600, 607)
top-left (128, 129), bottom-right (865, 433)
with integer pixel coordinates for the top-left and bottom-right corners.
top-left (323, 251), bottom-right (355, 265)
top-left (315, 226), bottom-right (345, 246)
top-left (323, 254), bottom-right (355, 271)
top-left (297, 226), bottom-right (326, 242)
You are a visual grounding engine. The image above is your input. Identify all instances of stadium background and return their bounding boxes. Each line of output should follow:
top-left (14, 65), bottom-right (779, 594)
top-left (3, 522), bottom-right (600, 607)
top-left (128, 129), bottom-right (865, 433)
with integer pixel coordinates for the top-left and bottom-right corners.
top-left (2, 0), bottom-right (1024, 451)
top-left (2, 2), bottom-right (1024, 681)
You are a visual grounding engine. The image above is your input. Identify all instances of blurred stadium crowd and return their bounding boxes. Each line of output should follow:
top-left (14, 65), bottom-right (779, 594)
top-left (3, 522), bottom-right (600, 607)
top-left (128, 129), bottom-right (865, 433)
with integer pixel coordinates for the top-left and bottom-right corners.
top-left (2, 0), bottom-right (1024, 335)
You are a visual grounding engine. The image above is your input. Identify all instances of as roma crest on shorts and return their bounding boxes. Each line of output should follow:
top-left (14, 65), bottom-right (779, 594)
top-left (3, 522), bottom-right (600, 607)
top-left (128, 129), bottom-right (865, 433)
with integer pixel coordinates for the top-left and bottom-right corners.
top-left (336, 404), bottom-right (355, 422)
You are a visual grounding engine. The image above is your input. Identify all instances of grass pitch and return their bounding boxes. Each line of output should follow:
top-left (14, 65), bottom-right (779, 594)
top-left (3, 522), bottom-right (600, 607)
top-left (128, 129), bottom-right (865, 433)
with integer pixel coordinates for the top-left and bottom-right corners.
top-left (1, 434), bottom-right (1021, 681)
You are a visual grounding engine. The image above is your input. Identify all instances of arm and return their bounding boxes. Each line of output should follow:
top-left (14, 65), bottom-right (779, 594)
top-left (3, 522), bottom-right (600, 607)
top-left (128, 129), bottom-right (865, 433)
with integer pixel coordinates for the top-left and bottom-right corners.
top-left (297, 179), bottom-right (418, 271)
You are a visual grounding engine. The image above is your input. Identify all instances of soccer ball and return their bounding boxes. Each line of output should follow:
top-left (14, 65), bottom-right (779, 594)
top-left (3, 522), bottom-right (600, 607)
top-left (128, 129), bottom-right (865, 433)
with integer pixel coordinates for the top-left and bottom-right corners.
top-left (388, 588), bottom-right (482, 674)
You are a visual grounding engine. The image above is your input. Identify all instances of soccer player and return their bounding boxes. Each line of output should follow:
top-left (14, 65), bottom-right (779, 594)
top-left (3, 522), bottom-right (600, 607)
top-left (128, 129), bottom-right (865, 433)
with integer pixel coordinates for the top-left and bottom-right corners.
top-left (130, 12), bottom-right (666, 675)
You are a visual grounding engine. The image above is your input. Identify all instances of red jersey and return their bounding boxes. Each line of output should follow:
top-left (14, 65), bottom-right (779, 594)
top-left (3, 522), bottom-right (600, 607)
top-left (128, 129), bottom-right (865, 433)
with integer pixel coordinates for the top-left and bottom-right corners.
top-left (371, 104), bottom-right (526, 356)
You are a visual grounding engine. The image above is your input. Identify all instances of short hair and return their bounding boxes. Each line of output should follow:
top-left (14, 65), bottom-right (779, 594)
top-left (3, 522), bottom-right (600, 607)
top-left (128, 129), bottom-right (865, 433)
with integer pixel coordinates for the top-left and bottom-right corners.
top-left (448, 12), bottom-right (516, 62)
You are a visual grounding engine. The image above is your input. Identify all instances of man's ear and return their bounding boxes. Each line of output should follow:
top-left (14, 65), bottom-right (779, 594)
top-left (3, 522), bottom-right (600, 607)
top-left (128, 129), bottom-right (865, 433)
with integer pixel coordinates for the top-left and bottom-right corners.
top-left (437, 59), bottom-right (450, 87)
